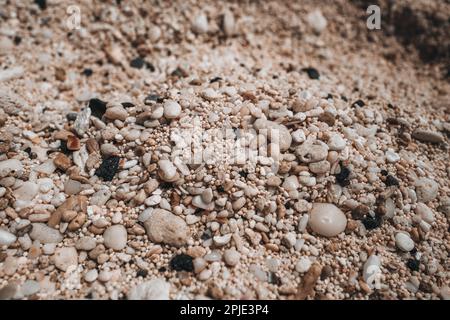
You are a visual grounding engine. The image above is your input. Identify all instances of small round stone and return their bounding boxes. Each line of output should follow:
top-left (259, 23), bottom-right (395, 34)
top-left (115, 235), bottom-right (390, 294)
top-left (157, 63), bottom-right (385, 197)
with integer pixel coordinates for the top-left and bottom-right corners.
top-left (309, 203), bottom-right (347, 237)
top-left (395, 232), bottom-right (415, 252)
top-left (103, 225), bottom-right (128, 251)
top-left (223, 249), bottom-right (240, 267)
top-left (295, 257), bottom-right (312, 273)
top-left (163, 100), bottom-right (181, 119)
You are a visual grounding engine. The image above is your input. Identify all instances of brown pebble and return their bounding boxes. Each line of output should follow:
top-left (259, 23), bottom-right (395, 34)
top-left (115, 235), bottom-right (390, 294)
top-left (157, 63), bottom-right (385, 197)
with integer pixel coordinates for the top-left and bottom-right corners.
top-left (67, 213), bottom-right (86, 231)
top-left (296, 263), bottom-right (322, 300)
top-left (53, 153), bottom-right (71, 171)
top-left (86, 138), bottom-right (99, 153)
top-left (67, 135), bottom-right (80, 151)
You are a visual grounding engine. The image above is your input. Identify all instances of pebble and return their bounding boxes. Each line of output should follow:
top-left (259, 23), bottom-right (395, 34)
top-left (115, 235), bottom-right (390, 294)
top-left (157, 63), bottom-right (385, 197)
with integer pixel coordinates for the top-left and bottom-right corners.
top-left (202, 88), bottom-right (219, 101)
top-left (192, 13), bottom-right (208, 34)
top-left (29, 223), bottom-right (63, 243)
top-left (193, 258), bottom-right (207, 274)
top-left (415, 203), bottom-right (434, 224)
top-left (143, 209), bottom-right (190, 247)
top-left (309, 203), bottom-right (347, 237)
top-left (105, 105), bottom-right (128, 121)
top-left (395, 232), bottom-right (415, 252)
top-left (127, 278), bottom-right (170, 300)
top-left (0, 159), bottom-right (23, 177)
top-left (163, 100), bottom-right (181, 119)
top-left (223, 249), bottom-right (240, 267)
top-left (385, 149), bottom-right (400, 163)
top-left (0, 229), bottom-right (16, 246)
top-left (412, 129), bottom-right (445, 144)
top-left (95, 156), bottom-right (120, 181)
top-left (222, 10), bottom-right (235, 36)
top-left (282, 232), bottom-right (297, 248)
top-left (21, 280), bottom-right (40, 296)
top-left (42, 243), bottom-right (56, 255)
top-left (363, 255), bottom-right (381, 284)
top-left (282, 176), bottom-right (299, 191)
top-left (327, 133), bottom-right (346, 151)
top-left (100, 143), bottom-right (120, 156)
top-left (415, 177), bottom-right (439, 202)
top-left (158, 159), bottom-right (178, 182)
top-left (306, 9), bottom-right (328, 34)
top-left (292, 129), bottom-right (306, 143)
top-left (53, 247), bottom-right (78, 271)
top-left (75, 237), bottom-right (97, 251)
top-left (213, 233), bottom-right (232, 247)
top-left (295, 257), bottom-right (312, 273)
top-left (296, 140), bottom-right (328, 163)
top-left (103, 225), bottom-right (128, 251)
top-left (84, 269), bottom-right (98, 283)
top-left (90, 189), bottom-right (111, 206)
top-left (73, 108), bottom-right (91, 136)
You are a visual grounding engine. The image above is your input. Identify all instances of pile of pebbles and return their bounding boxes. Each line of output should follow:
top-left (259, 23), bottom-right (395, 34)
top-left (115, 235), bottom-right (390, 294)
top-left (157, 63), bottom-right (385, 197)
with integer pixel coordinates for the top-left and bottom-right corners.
top-left (0, 1), bottom-right (449, 300)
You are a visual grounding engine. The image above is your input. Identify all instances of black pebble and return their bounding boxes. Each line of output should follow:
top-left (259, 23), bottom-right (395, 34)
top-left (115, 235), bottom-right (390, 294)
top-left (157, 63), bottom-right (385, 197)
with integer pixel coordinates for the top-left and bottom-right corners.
top-left (130, 57), bottom-right (145, 69)
top-left (66, 112), bottom-right (78, 121)
top-left (239, 170), bottom-right (248, 178)
top-left (88, 98), bottom-right (107, 119)
top-left (158, 267), bottom-right (166, 273)
top-left (95, 156), bottom-right (120, 181)
top-left (351, 100), bottom-right (365, 108)
top-left (385, 175), bottom-right (399, 187)
top-left (136, 269), bottom-right (148, 278)
top-left (34, 0), bottom-right (47, 10)
top-left (59, 140), bottom-right (71, 155)
top-left (82, 68), bottom-right (93, 77)
top-left (170, 254), bottom-right (194, 272)
top-left (406, 258), bottom-right (420, 271)
top-left (121, 102), bottom-right (135, 108)
top-left (380, 169), bottom-right (388, 176)
top-left (302, 67), bottom-right (320, 80)
top-left (144, 94), bottom-right (163, 104)
top-left (362, 215), bottom-right (382, 230)
top-left (217, 185), bottom-right (225, 193)
top-left (159, 182), bottom-right (173, 190)
top-left (145, 61), bottom-right (155, 72)
top-left (14, 36), bottom-right (22, 45)
top-left (201, 230), bottom-right (212, 240)
top-left (335, 165), bottom-right (350, 186)
top-left (210, 77), bottom-right (222, 83)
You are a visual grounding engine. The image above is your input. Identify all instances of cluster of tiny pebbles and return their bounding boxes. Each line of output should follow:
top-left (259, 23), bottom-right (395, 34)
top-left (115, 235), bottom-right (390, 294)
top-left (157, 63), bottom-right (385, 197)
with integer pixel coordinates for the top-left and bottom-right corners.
top-left (0, 0), bottom-right (449, 300)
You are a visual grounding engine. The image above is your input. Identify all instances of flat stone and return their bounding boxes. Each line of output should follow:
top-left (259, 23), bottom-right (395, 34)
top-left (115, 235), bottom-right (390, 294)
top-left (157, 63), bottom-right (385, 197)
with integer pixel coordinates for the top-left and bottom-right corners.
top-left (414, 202), bottom-right (434, 224)
top-left (75, 237), bottom-right (97, 251)
top-left (0, 159), bottom-right (23, 178)
top-left (29, 223), bottom-right (63, 243)
top-left (412, 129), bottom-right (445, 144)
top-left (143, 209), bottom-right (190, 247)
top-left (105, 105), bottom-right (128, 121)
top-left (21, 280), bottom-right (40, 296)
top-left (0, 229), bottom-right (16, 246)
top-left (127, 278), bottom-right (170, 300)
top-left (53, 247), bottom-right (78, 271)
top-left (90, 189), bottom-right (111, 206)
